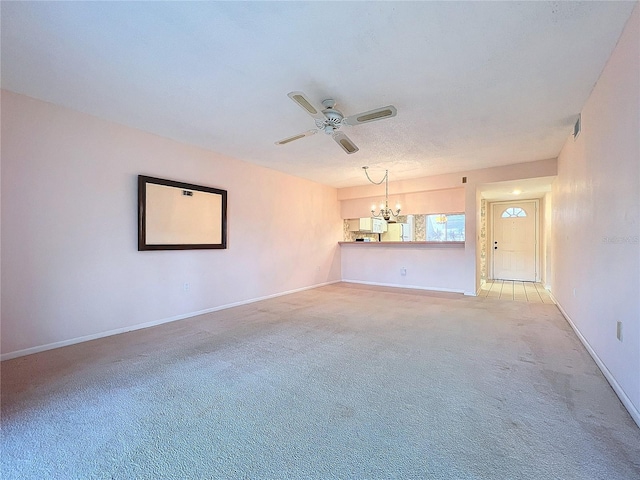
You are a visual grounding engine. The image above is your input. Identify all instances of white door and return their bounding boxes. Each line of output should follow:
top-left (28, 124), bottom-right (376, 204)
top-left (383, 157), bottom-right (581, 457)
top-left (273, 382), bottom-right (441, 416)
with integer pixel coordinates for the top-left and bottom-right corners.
top-left (492, 201), bottom-right (537, 281)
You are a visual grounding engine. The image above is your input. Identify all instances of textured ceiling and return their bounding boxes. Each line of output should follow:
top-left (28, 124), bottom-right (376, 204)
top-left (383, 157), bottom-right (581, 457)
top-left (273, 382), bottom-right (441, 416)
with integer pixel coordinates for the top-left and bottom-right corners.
top-left (1, 2), bottom-right (636, 187)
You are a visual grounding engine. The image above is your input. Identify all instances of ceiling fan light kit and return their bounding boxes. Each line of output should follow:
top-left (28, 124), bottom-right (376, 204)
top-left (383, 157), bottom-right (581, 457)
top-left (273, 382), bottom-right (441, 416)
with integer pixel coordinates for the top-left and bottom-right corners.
top-left (275, 91), bottom-right (397, 154)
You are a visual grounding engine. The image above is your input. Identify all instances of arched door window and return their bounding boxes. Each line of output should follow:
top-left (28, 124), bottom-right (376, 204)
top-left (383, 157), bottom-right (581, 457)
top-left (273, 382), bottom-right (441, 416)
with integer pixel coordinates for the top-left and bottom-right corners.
top-left (501, 207), bottom-right (527, 218)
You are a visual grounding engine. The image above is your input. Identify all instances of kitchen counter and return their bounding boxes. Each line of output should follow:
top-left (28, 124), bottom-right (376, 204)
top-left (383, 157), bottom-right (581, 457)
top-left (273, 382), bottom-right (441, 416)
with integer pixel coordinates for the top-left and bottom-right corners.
top-left (339, 241), bottom-right (464, 246)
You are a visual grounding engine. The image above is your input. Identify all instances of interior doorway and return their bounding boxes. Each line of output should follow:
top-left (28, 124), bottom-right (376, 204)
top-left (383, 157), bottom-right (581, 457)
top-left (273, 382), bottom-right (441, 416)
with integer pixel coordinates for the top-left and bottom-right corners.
top-left (491, 200), bottom-right (539, 282)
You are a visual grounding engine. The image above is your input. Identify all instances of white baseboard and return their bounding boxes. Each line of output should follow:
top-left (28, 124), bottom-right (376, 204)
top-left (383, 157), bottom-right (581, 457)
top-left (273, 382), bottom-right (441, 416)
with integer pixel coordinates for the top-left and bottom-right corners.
top-left (342, 279), bottom-right (465, 295)
top-left (0, 280), bottom-right (341, 362)
top-left (551, 293), bottom-right (640, 429)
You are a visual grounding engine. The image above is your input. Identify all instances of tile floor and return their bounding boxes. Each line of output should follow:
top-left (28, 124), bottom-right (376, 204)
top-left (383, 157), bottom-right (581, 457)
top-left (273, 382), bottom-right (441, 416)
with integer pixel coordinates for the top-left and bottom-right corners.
top-left (479, 280), bottom-right (555, 304)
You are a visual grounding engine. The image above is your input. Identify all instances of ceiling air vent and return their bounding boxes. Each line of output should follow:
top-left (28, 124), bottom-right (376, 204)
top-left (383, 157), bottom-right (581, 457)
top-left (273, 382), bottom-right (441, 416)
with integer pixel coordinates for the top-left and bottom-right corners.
top-left (573, 114), bottom-right (581, 139)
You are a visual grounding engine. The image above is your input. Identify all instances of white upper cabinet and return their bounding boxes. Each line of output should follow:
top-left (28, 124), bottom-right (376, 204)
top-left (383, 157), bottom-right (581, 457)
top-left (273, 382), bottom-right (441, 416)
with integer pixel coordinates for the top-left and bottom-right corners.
top-left (347, 218), bottom-right (388, 233)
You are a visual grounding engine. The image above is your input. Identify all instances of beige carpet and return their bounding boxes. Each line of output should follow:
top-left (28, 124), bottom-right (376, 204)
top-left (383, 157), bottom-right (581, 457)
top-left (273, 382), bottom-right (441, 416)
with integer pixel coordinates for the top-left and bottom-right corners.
top-left (2, 283), bottom-right (639, 479)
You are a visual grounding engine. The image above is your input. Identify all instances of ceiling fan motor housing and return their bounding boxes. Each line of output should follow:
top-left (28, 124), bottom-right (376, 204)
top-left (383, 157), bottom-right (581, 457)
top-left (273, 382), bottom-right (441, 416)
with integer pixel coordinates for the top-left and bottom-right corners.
top-left (316, 105), bottom-right (345, 134)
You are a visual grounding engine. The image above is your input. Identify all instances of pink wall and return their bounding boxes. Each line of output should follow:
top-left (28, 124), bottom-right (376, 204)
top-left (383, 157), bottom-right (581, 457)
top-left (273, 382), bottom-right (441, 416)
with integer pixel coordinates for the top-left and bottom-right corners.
top-left (340, 188), bottom-right (464, 220)
top-left (341, 244), bottom-right (466, 293)
top-left (338, 159), bottom-right (557, 201)
top-left (1, 91), bottom-right (342, 358)
top-left (552, 6), bottom-right (639, 423)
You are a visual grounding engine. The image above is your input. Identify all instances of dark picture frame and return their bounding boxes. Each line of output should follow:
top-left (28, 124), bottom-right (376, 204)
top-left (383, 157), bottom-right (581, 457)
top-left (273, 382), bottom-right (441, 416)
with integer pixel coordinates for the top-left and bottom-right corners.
top-left (138, 175), bottom-right (227, 251)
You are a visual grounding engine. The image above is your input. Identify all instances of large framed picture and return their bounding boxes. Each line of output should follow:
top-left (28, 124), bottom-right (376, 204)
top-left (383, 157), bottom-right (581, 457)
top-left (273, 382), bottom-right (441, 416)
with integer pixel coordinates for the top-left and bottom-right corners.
top-left (138, 175), bottom-right (227, 251)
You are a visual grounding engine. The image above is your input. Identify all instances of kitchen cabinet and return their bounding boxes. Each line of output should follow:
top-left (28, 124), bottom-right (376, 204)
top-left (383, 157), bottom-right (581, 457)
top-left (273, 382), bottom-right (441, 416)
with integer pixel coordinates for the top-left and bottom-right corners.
top-left (381, 223), bottom-right (413, 242)
top-left (347, 218), bottom-right (388, 233)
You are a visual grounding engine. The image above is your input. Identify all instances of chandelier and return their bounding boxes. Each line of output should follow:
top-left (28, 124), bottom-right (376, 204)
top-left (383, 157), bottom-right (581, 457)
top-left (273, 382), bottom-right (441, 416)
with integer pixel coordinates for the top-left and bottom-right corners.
top-left (362, 166), bottom-right (401, 222)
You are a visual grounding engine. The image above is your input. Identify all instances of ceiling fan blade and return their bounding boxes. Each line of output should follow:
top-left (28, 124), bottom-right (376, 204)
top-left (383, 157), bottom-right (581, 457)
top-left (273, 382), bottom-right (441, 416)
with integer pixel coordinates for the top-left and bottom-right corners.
top-left (343, 105), bottom-right (397, 126)
top-left (332, 131), bottom-right (359, 154)
top-left (275, 129), bottom-right (317, 145)
top-left (287, 91), bottom-right (326, 121)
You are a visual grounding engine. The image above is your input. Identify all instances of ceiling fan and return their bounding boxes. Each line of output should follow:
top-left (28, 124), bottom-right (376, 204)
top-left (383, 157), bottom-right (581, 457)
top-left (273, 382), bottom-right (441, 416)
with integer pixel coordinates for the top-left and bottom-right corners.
top-left (275, 91), bottom-right (397, 154)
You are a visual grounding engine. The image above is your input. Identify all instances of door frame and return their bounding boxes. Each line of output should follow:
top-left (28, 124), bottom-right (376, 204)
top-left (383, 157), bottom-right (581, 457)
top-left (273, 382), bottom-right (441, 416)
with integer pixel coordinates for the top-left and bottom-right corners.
top-left (489, 199), bottom-right (540, 282)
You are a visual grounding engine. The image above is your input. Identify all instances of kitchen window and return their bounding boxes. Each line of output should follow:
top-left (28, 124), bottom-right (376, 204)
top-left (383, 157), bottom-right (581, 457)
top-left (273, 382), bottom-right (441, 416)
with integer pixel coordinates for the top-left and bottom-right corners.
top-left (426, 213), bottom-right (465, 241)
